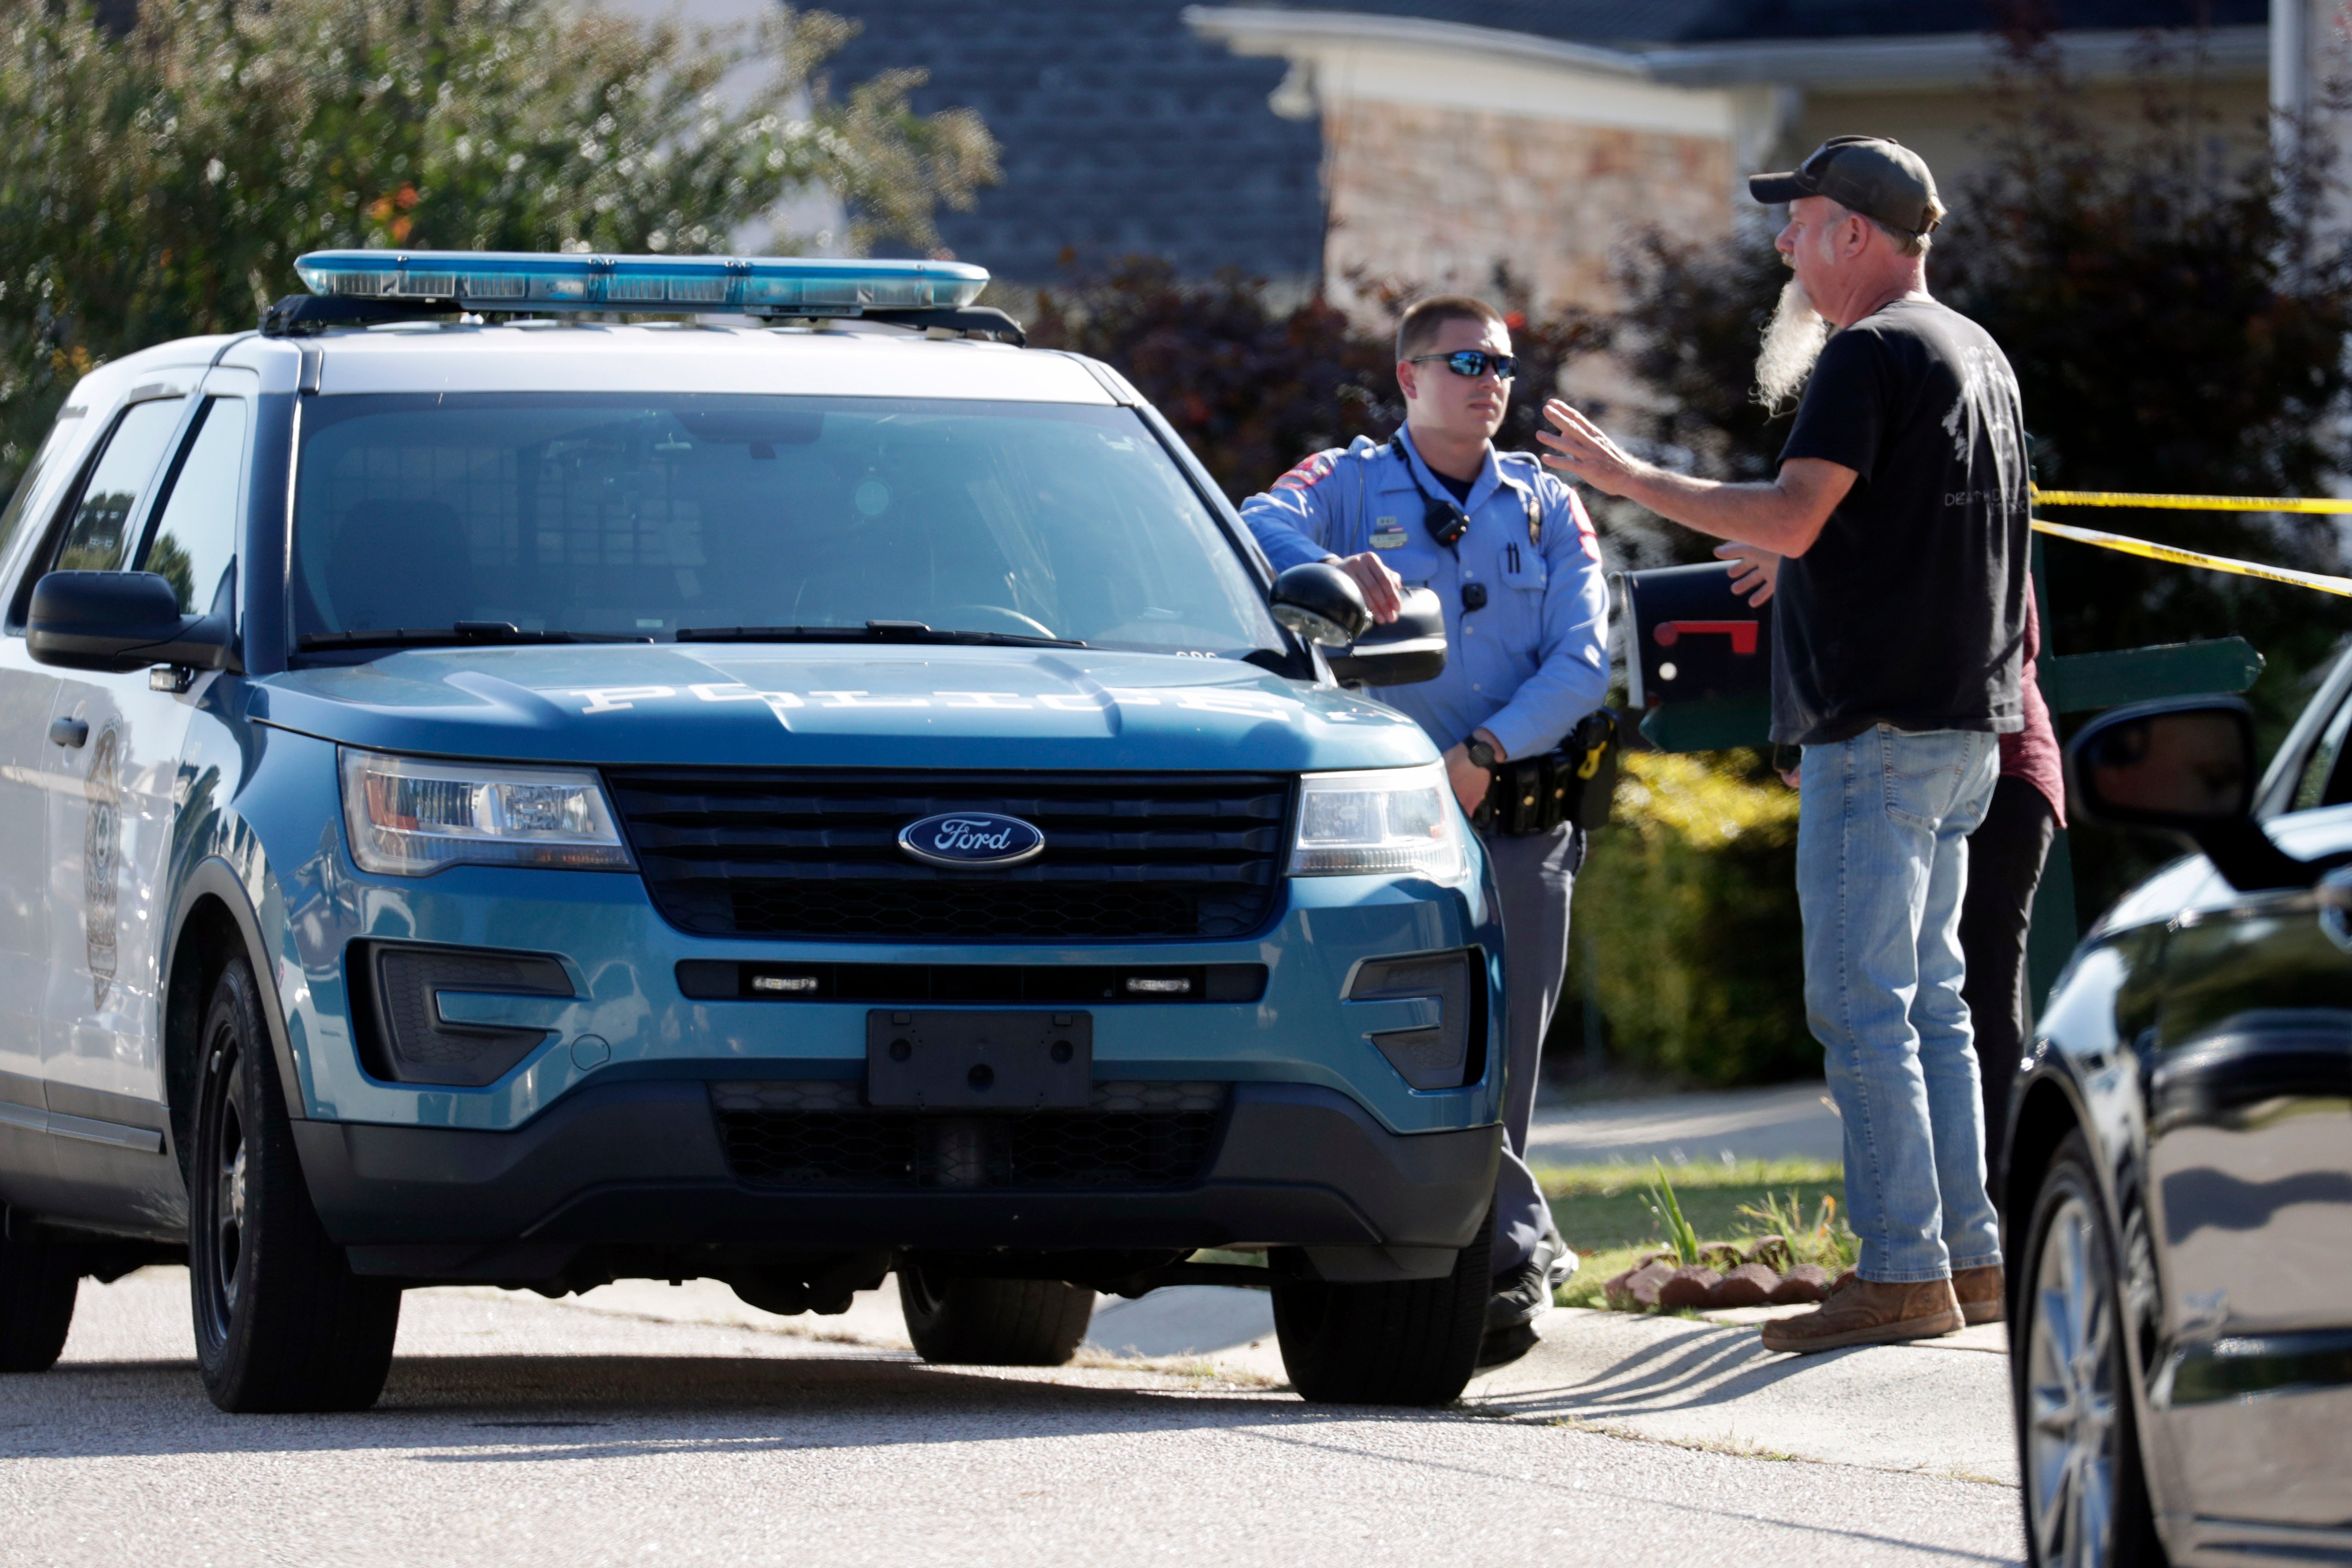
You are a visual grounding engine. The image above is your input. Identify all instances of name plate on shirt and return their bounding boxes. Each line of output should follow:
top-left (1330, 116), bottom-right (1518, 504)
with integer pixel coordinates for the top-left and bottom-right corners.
top-left (1370, 517), bottom-right (1407, 549)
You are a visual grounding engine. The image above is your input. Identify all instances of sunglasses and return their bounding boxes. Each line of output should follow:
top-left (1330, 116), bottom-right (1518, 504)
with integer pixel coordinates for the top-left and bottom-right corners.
top-left (1407, 350), bottom-right (1517, 380)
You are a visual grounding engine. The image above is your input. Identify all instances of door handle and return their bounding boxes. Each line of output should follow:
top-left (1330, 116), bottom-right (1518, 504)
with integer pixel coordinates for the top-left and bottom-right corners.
top-left (47, 716), bottom-right (88, 749)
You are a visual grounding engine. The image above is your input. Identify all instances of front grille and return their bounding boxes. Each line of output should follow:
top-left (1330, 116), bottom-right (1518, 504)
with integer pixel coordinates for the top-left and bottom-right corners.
top-left (607, 770), bottom-right (1292, 941)
top-left (710, 1080), bottom-right (1227, 1191)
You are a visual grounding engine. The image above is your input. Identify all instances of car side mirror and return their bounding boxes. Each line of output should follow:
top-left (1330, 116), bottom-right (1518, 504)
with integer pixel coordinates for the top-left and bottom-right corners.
top-left (1328, 586), bottom-right (1448, 688)
top-left (1269, 561), bottom-right (1371, 648)
top-left (27, 570), bottom-right (239, 675)
top-left (2067, 697), bottom-right (2308, 891)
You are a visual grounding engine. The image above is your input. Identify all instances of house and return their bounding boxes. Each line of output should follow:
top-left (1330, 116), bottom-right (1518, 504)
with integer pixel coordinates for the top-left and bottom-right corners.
top-left (826, 0), bottom-right (2339, 316)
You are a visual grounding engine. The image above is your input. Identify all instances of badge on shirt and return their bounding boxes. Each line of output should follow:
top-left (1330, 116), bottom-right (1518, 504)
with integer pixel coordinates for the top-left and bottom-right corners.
top-left (1370, 517), bottom-right (1407, 550)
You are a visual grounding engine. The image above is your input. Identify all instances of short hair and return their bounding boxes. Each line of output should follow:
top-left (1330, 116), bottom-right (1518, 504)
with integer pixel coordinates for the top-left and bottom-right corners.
top-left (1396, 295), bottom-right (1508, 364)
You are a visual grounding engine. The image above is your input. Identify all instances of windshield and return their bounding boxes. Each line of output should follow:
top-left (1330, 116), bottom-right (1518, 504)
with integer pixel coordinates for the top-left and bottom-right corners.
top-left (290, 394), bottom-right (1281, 655)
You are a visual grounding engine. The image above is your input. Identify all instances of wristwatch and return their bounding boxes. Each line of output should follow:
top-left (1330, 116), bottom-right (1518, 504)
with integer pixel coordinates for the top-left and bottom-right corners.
top-left (1465, 738), bottom-right (1500, 772)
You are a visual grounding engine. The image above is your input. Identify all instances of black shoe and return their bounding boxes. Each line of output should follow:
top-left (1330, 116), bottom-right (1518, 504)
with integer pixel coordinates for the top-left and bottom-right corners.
top-left (1476, 1319), bottom-right (1541, 1370)
top-left (1475, 1229), bottom-right (1575, 1371)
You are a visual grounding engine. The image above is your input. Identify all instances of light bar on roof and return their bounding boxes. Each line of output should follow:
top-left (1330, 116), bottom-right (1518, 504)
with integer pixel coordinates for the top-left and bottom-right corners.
top-left (292, 250), bottom-right (990, 314)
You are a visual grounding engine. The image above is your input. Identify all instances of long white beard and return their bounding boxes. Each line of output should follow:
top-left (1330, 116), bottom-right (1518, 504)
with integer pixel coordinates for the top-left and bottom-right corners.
top-left (1754, 279), bottom-right (1831, 411)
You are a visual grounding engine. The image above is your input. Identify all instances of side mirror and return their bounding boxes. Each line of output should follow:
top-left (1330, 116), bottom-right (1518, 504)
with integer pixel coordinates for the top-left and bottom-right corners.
top-left (1269, 561), bottom-right (1371, 647)
top-left (1328, 586), bottom-right (1448, 688)
top-left (2067, 697), bottom-right (2307, 890)
top-left (28, 571), bottom-right (239, 675)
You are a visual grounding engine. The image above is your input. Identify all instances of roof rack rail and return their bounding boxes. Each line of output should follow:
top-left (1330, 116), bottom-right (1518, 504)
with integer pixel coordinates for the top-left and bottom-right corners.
top-left (837, 305), bottom-right (1026, 346)
top-left (260, 294), bottom-right (455, 338)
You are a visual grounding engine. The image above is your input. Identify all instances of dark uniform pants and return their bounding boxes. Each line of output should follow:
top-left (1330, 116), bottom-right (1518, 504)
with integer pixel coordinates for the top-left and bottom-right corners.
top-left (1957, 776), bottom-right (2057, 1214)
top-left (1481, 822), bottom-right (1584, 1274)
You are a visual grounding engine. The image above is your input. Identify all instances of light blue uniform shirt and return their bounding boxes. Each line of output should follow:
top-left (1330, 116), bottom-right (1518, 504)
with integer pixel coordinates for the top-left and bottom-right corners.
top-left (1240, 427), bottom-right (1610, 763)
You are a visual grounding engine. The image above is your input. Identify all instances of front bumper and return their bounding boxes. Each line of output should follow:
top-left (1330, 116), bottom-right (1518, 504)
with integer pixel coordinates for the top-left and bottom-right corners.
top-left (294, 1079), bottom-right (1501, 1279)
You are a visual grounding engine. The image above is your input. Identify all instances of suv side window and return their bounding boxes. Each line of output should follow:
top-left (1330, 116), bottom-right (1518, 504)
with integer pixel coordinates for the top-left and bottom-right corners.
top-left (2292, 686), bottom-right (2352, 811)
top-left (139, 397), bottom-right (247, 615)
top-left (0, 409), bottom-right (86, 570)
top-left (49, 397), bottom-right (187, 574)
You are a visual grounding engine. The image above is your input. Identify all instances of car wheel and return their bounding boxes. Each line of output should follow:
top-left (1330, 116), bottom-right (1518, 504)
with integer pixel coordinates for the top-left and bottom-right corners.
top-left (189, 955), bottom-right (402, 1413)
top-left (1271, 1203), bottom-right (1493, 1406)
top-left (897, 1263), bottom-right (1093, 1366)
top-left (0, 1225), bottom-right (78, 1373)
top-left (2017, 1129), bottom-right (2164, 1567)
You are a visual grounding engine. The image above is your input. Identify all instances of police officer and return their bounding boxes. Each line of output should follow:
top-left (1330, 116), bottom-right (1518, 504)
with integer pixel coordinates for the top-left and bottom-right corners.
top-left (1241, 295), bottom-right (1610, 1368)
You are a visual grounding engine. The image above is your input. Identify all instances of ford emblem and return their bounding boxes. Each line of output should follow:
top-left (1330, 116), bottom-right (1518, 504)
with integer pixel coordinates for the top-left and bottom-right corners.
top-left (897, 811), bottom-right (1046, 868)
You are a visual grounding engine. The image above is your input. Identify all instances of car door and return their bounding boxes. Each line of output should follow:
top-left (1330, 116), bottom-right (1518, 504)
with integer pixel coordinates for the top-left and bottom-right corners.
top-left (2140, 724), bottom-right (2352, 1534)
top-left (36, 381), bottom-right (236, 1186)
top-left (0, 407), bottom-right (94, 1156)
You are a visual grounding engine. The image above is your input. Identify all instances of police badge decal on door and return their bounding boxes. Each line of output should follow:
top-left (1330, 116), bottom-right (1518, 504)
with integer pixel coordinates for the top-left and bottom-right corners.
top-left (83, 722), bottom-right (119, 1010)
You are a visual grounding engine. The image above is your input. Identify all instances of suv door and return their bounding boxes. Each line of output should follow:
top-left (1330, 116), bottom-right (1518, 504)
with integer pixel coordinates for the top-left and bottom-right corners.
top-left (0, 407), bottom-right (93, 1149)
top-left (30, 382), bottom-right (236, 1217)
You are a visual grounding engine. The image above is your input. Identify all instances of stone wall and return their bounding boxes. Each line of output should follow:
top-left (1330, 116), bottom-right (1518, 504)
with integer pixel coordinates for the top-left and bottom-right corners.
top-left (1318, 98), bottom-right (1733, 320)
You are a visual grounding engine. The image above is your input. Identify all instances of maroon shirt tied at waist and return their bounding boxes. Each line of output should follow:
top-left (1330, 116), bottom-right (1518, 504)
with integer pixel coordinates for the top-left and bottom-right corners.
top-left (2002, 586), bottom-right (2065, 827)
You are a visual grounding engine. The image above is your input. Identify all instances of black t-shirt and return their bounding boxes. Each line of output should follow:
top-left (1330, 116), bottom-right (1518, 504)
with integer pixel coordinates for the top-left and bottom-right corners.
top-left (1432, 467), bottom-right (1476, 505)
top-left (1772, 297), bottom-right (2031, 746)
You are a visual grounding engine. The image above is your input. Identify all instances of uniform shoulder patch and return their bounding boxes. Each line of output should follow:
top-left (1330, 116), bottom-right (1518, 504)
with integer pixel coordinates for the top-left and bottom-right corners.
top-left (1271, 448), bottom-right (1345, 494)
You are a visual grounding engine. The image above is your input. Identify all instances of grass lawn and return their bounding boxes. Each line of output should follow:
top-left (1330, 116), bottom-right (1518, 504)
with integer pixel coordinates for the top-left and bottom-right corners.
top-left (1539, 1158), bottom-right (1844, 1309)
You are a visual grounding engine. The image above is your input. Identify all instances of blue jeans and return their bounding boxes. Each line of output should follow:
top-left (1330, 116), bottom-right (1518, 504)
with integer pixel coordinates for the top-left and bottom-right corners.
top-left (1798, 726), bottom-right (2003, 1284)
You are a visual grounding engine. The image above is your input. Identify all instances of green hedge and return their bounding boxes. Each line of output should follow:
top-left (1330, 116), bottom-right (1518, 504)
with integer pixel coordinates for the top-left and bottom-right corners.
top-left (1569, 749), bottom-right (1814, 1086)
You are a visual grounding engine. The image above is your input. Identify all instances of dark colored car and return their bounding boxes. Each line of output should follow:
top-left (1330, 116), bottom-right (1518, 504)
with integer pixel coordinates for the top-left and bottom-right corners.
top-left (2005, 686), bottom-right (2352, 1566)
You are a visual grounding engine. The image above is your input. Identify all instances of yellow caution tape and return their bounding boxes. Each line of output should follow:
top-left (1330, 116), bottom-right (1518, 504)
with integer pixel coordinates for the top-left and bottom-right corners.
top-left (2031, 517), bottom-right (2352, 598)
top-left (2032, 488), bottom-right (2352, 516)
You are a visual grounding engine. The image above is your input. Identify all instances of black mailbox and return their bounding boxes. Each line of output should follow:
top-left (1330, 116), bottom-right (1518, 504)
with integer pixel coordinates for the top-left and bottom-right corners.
top-left (1615, 562), bottom-right (1773, 713)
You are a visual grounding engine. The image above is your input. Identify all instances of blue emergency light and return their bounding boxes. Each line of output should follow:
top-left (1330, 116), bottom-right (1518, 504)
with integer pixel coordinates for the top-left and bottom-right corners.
top-left (291, 250), bottom-right (991, 314)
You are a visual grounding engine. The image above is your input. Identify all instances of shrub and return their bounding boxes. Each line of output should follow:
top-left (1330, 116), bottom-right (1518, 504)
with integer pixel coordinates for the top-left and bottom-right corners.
top-left (1573, 749), bottom-right (1811, 1085)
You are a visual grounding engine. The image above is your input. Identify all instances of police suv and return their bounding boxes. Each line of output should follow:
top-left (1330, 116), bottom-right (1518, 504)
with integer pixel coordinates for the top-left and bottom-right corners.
top-left (0, 252), bottom-right (1505, 1410)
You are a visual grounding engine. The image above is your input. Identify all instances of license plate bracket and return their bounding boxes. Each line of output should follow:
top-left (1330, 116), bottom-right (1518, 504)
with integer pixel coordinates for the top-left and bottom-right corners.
top-left (864, 1010), bottom-right (1093, 1109)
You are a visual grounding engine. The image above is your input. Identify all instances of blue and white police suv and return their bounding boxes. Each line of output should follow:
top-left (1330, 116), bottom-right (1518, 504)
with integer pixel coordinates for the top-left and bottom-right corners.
top-left (0, 252), bottom-right (1506, 1410)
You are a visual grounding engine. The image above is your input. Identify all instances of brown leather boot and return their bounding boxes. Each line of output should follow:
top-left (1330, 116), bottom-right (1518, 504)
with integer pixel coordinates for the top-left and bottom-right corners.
top-left (1953, 1264), bottom-right (2004, 1325)
top-left (1759, 1270), bottom-right (1963, 1354)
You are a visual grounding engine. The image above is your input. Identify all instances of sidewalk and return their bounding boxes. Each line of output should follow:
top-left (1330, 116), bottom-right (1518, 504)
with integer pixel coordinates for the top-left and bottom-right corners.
top-left (1527, 1081), bottom-right (1844, 1168)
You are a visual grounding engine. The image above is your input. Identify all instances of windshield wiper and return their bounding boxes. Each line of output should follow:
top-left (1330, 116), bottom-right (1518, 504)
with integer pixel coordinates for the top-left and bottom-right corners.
top-left (675, 620), bottom-right (1085, 649)
top-left (298, 622), bottom-right (652, 650)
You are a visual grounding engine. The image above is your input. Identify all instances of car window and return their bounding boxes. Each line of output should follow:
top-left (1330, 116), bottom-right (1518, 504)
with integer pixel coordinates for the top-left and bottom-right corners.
top-left (51, 398), bottom-right (187, 574)
top-left (290, 394), bottom-right (1284, 657)
top-left (0, 409), bottom-right (87, 567)
top-left (2293, 688), bottom-right (2352, 811)
top-left (139, 397), bottom-right (247, 615)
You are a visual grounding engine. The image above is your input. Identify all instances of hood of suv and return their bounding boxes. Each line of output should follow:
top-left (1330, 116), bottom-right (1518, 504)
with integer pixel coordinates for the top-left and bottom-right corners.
top-left (251, 644), bottom-right (1437, 772)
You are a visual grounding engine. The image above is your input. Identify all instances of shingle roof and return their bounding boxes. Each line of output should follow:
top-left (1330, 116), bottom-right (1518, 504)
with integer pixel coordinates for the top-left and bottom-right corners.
top-left (822, 0), bottom-right (1327, 283)
top-left (1227, 0), bottom-right (2266, 46)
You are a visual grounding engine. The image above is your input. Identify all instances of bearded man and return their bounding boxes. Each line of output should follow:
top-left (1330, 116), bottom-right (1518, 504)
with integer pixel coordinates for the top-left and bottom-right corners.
top-left (1541, 137), bottom-right (2030, 1352)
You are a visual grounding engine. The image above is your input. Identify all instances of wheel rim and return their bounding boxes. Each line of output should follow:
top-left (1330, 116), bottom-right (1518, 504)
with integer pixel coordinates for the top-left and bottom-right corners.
top-left (2027, 1193), bottom-right (2120, 1568)
top-left (198, 1035), bottom-right (248, 1343)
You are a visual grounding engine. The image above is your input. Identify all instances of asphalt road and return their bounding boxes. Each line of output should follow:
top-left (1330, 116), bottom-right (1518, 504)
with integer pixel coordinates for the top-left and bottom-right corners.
top-left (0, 1269), bottom-right (2025, 1568)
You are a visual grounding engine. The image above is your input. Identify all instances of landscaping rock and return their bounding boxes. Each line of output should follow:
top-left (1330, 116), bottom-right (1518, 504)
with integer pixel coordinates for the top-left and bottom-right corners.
top-left (1769, 1264), bottom-right (1835, 1304)
top-left (1608, 1261), bottom-right (1678, 1310)
top-left (1657, 1266), bottom-right (1721, 1309)
top-left (1707, 1262), bottom-right (1778, 1309)
top-left (1744, 1235), bottom-right (1794, 1271)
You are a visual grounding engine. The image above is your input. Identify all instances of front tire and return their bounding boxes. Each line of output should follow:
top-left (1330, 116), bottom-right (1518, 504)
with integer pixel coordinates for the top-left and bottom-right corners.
top-left (190, 956), bottom-right (401, 1412)
top-left (897, 1264), bottom-right (1093, 1366)
top-left (2015, 1130), bottom-right (2164, 1567)
top-left (1272, 1204), bottom-right (1493, 1406)
top-left (0, 1226), bottom-right (78, 1372)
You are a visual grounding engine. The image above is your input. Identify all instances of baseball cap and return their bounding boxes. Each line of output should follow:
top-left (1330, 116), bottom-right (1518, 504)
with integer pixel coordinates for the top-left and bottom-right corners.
top-left (1749, 135), bottom-right (1946, 238)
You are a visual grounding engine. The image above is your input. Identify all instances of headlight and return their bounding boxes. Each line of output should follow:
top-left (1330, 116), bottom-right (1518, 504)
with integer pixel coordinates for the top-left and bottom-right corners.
top-left (339, 748), bottom-right (633, 875)
top-left (1290, 762), bottom-right (1467, 880)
